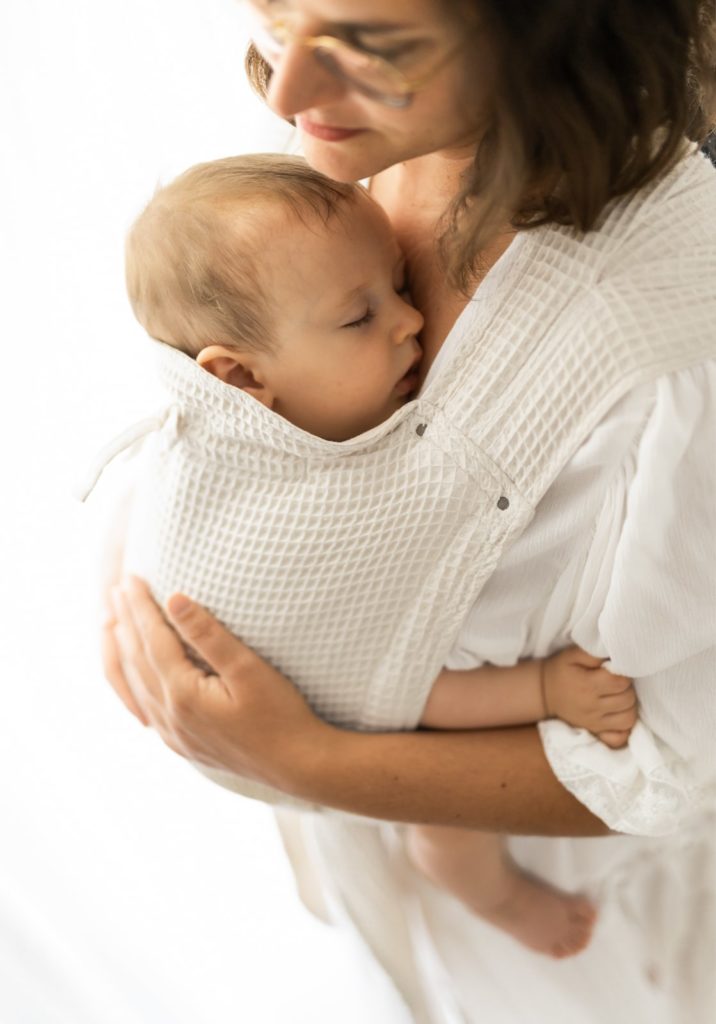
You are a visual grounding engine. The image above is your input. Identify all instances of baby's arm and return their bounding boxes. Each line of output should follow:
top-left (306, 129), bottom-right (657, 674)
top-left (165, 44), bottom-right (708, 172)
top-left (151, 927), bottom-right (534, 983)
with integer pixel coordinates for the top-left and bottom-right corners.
top-left (421, 647), bottom-right (637, 749)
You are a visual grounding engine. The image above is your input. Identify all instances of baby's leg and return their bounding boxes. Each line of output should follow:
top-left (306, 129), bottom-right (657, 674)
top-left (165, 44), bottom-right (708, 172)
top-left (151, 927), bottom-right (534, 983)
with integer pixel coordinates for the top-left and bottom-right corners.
top-left (406, 825), bottom-right (596, 958)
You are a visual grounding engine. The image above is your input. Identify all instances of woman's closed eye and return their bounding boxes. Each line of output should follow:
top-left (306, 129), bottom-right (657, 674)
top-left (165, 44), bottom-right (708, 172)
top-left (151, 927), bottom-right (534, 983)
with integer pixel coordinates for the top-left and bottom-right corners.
top-left (343, 25), bottom-right (425, 63)
top-left (349, 39), bottom-right (418, 62)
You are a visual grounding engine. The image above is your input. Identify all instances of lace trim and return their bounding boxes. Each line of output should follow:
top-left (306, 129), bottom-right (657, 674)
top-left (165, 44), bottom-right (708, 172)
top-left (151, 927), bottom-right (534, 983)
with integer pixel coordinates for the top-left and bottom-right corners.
top-left (538, 720), bottom-right (699, 836)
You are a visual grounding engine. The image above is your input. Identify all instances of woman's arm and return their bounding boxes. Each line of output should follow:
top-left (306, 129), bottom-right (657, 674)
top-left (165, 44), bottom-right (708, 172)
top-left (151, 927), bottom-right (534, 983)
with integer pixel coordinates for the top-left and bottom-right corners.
top-left (100, 489), bottom-right (148, 725)
top-left (108, 577), bottom-right (608, 836)
top-left (306, 720), bottom-right (609, 836)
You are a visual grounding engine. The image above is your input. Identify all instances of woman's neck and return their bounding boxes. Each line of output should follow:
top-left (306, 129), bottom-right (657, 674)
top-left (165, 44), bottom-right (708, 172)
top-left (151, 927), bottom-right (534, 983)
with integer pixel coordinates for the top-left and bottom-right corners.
top-left (372, 149), bottom-right (476, 221)
top-left (371, 151), bottom-right (513, 376)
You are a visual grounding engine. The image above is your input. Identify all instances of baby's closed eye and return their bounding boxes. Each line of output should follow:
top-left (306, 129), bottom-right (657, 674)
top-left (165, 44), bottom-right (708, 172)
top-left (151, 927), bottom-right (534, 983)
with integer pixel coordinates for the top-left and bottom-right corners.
top-left (342, 308), bottom-right (375, 329)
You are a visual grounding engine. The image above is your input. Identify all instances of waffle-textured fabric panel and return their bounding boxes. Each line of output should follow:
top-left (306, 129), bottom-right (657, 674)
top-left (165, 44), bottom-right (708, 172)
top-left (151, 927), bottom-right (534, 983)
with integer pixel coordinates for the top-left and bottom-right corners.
top-left (116, 148), bottom-right (715, 810)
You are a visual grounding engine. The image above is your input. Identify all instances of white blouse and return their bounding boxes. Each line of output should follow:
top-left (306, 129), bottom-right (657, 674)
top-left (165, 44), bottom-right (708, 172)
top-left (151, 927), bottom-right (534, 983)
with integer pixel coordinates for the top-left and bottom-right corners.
top-left (441, 359), bottom-right (716, 838)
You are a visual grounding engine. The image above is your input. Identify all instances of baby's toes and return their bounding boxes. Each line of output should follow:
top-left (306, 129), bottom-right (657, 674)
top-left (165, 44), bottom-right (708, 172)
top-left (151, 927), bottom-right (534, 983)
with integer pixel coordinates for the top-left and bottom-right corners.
top-left (552, 900), bottom-right (596, 957)
top-left (569, 899), bottom-right (597, 935)
top-left (597, 729), bottom-right (630, 748)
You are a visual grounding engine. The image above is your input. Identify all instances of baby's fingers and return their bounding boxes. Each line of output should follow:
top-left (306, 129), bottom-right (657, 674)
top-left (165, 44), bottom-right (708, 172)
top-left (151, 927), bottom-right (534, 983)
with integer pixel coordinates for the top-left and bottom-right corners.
top-left (568, 647), bottom-right (606, 669)
top-left (598, 688), bottom-right (637, 713)
top-left (592, 669), bottom-right (633, 695)
top-left (601, 705), bottom-right (639, 733)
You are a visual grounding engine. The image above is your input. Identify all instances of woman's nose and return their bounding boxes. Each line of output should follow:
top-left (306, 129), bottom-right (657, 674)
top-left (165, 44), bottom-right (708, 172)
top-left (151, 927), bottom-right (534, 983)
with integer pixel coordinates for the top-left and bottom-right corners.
top-left (265, 44), bottom-right (349, 120)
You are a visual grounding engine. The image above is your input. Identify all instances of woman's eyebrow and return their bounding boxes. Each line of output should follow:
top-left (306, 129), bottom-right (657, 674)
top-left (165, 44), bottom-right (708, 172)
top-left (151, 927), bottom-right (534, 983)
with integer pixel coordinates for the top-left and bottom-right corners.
top-left (255, 1), bottom-right (412, 30)
top-left (338, 22), bottom-right (414, 34)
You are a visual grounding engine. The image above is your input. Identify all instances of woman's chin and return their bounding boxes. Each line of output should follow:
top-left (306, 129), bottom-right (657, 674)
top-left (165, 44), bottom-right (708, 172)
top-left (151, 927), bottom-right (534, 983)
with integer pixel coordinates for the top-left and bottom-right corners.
top-left (298, 133), bottom-right (389, 183)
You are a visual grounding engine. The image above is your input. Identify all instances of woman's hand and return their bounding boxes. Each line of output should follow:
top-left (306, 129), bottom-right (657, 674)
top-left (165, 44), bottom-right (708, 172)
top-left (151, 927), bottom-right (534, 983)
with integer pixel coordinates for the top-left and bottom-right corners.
top-left (101, 579), bottom-right (608, 834)
top-left (99, 490), bottom-right (149, 724)
top-left (101, 581), bottom-right (610, 834)
top-left (106, 576), bottom-right (333, 794)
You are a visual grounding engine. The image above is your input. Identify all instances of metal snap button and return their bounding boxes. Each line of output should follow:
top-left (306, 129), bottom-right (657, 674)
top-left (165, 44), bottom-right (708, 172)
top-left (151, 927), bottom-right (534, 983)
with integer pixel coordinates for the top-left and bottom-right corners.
top-left (497, 496), bottom-right (510, 510)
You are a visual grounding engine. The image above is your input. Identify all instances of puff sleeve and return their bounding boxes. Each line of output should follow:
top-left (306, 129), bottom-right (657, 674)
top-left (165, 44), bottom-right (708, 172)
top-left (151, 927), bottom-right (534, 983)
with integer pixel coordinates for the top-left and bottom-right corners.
top-left (539, 362), bottom-right (716, 836)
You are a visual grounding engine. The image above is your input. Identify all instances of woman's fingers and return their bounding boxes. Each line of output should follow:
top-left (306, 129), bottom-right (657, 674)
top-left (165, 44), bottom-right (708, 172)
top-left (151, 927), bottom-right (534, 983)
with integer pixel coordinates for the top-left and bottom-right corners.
top-left (101, 618), bottom-right (150, 726)
top-left (165, 589), bottom-right (259, 683)
top-left (122, 577), bottom-right (204, 691)
top-left (105, 576), bottom-right (329, 788)
top-left (111, 584), bottom-right (179, 721)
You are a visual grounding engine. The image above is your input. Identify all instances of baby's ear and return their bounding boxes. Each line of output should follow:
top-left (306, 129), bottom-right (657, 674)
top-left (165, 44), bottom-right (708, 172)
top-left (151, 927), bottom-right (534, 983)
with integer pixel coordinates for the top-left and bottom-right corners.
top-left (196, 345), bottom-right (274, 408)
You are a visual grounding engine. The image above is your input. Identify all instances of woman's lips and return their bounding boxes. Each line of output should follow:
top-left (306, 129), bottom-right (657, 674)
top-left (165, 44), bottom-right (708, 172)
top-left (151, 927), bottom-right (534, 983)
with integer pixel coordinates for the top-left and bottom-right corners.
top-left (297, 117), bottom-right (365, 142)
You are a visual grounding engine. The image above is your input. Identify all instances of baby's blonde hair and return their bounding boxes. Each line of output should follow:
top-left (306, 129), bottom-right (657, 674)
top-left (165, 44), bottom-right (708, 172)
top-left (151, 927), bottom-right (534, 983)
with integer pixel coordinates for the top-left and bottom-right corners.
top-left (126, 154), bottom-right (357, 355)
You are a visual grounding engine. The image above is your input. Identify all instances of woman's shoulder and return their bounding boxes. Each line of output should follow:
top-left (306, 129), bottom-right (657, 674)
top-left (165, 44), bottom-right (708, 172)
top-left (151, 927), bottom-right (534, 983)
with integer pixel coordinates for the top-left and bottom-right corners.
top-left (546, 150), bottom-right (716, 384)
top-left (596, 146), bottom-right (716, 265)
top-left (520, 148), bottom-right (716, 286)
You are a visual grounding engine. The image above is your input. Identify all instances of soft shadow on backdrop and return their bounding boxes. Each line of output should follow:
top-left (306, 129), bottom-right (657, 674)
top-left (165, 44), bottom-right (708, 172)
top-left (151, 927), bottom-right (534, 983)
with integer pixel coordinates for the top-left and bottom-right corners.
top-left (0, 2), bottom-right (407, 1020)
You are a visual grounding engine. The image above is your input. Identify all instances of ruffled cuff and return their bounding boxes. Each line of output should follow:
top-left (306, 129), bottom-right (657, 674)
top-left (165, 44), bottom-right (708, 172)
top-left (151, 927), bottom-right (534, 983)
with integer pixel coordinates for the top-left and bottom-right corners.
top-left (538, 719), bottom-right (698, 836)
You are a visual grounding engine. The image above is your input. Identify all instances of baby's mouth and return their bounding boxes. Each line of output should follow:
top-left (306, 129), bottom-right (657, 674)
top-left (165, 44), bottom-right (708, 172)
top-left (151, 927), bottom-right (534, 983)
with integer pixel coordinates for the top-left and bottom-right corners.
top-left (395, 354), bottom-right (422, 396)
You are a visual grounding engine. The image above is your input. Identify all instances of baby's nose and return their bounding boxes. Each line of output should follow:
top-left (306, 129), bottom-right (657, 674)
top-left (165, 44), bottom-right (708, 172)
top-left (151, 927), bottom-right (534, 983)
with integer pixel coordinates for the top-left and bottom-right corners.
top-left (397, 298), bottom-right (424, 340)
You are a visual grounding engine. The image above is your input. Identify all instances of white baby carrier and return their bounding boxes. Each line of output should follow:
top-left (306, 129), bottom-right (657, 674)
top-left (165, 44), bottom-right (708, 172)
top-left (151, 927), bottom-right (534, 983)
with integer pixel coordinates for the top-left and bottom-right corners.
top-left (81, 150), bottom-right (716, 811)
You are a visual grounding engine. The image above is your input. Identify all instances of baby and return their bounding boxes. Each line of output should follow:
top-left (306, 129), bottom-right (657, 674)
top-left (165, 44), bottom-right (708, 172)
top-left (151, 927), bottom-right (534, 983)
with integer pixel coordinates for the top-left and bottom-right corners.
top-left (125, 154), bottom-right (637, 959)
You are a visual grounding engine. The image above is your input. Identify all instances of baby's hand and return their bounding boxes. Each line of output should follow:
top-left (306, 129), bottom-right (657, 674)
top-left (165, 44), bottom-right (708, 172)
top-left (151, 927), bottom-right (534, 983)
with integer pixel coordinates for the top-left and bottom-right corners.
top-left (542, 647), bottom-right (637, 749)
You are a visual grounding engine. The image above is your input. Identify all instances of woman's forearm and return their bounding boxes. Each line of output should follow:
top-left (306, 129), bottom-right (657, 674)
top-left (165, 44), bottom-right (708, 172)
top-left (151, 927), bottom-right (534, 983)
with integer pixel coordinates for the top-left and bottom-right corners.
top-left (111, 582), bottom-right (609, 838)
top-left (295, 723), bottom-right (609, 837)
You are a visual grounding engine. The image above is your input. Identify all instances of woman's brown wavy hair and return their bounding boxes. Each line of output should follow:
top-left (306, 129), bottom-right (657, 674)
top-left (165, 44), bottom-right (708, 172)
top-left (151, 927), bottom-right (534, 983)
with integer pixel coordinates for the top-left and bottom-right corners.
top-left (246, 0), bottom-right (716, 289)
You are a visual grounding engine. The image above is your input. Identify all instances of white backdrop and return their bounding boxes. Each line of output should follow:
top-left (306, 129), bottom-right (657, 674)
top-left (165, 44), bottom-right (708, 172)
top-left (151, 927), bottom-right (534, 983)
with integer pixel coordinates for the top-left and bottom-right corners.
top-left (0, 2), bottom-right (406, 1020)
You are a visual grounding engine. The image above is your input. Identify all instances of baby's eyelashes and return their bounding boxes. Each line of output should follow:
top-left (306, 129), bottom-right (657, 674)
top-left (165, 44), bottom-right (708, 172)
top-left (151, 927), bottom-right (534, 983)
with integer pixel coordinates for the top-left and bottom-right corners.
top-left (342, 308), bottom-right (375, 329)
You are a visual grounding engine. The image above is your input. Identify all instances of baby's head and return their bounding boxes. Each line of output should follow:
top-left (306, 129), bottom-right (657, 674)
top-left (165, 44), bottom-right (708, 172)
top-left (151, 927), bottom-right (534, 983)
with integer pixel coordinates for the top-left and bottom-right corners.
top-left (126, 154), bottom-right (423, 441)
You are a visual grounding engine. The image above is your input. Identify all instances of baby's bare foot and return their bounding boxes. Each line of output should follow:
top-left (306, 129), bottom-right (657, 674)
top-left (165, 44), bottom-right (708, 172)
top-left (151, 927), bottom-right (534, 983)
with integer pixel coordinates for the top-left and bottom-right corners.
top-left (407, 829), bottom-right (596, 959)
top-left (478, 870), bottom-right (596, 959)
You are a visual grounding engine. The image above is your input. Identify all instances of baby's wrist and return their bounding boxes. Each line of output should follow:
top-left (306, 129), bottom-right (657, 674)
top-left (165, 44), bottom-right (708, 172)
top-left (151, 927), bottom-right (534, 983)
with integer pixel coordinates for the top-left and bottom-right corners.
top-left (540, 657), bottom-right (563, 721)
top-left (538, 659), bottom-right (553, 718)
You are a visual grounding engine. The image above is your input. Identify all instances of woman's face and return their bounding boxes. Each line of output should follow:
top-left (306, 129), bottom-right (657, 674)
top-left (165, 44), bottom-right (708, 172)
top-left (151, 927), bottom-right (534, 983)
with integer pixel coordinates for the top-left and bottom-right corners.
top-left (246, 0), bottom-right (488, 181)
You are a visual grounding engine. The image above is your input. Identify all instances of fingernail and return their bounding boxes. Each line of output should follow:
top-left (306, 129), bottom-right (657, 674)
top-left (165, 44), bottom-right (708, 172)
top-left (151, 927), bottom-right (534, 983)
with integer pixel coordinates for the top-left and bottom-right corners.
top-left (168, 593), bottom-right (191, 618)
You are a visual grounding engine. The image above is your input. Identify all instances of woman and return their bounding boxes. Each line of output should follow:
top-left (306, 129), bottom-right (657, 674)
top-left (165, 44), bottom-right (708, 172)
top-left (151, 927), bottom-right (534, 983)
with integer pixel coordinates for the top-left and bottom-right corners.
top-left (106, 1), bottom-right (716, 1020)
